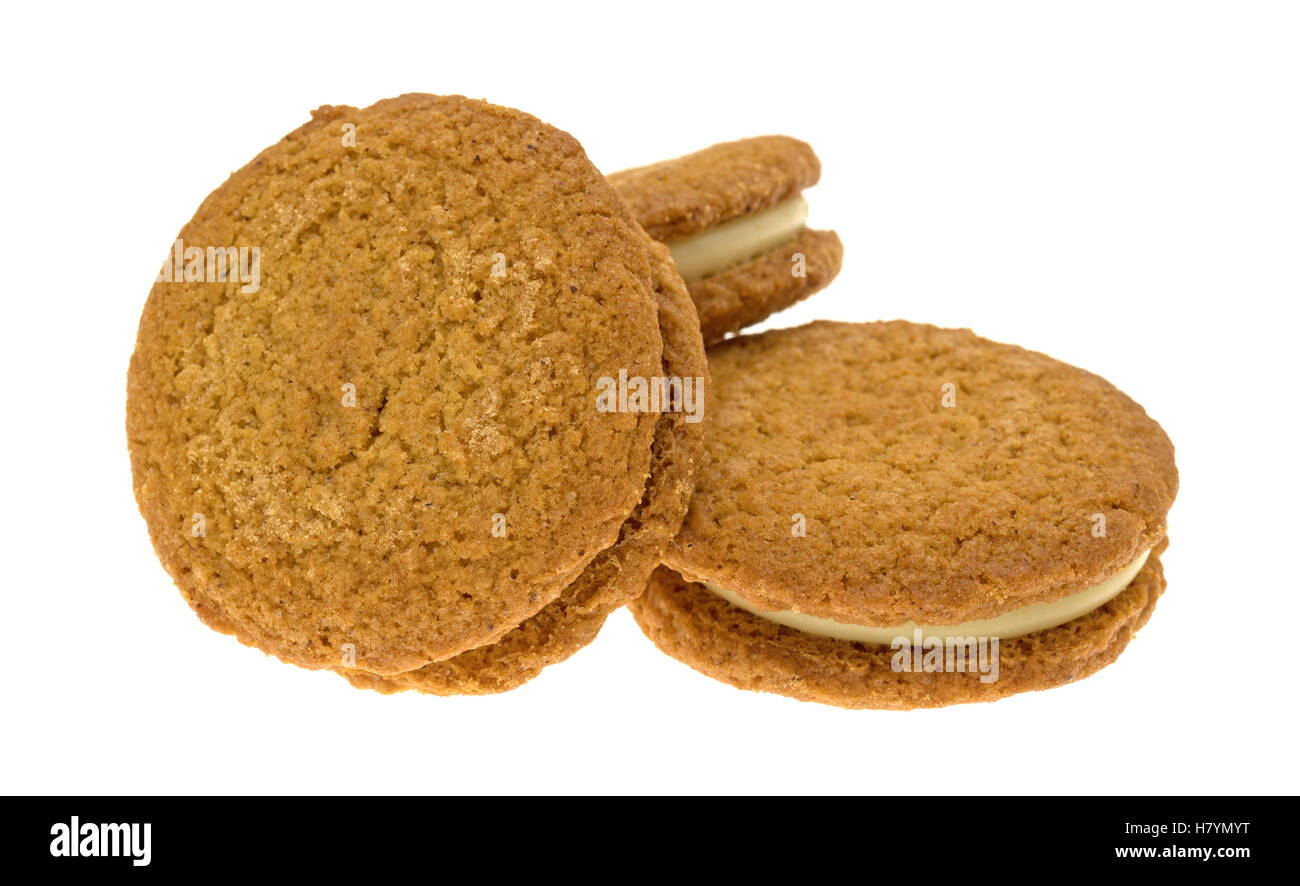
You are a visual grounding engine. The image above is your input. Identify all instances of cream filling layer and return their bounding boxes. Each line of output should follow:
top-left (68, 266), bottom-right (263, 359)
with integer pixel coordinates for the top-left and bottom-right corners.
top-left (668, 196), bottom-right (809, 283)
top-left (702, 548), bottom-right (1151, 643)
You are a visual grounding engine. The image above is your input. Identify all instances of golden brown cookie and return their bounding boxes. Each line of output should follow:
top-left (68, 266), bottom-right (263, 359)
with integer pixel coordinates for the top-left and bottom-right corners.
top-left (609, 136), bottom-right (842, 344)
top-left (629, 320), bottom-right (1179, 709)
top-left (128, 94), bottom-right (668, 678)
top-left (345, 237), bottom-right (707, 694)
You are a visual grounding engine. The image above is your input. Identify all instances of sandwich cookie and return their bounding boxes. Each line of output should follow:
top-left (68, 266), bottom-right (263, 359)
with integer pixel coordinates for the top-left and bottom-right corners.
top-left (609, 136), bottom-right (843, 344)
top-left (629, 321), bottom-right (1178, 709)
top-left (128, 94), bottom-right (701, 685)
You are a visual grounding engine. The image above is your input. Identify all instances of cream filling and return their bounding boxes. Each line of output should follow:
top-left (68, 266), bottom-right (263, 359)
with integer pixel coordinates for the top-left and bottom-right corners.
top-left (668, 196), bottom-right (809, 283)
top-left (703, 548), bottom-right (1151, 643)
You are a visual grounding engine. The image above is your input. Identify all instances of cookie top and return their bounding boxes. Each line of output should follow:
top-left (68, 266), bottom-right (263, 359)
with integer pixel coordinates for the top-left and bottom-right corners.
top-left (608, 136), bottom-right (821, 242)
top-left (665, 321), bottom-right (1178, 625)
top-left (345, 236), bottom-right (708, 694)
top-left (127, 94), bottom-right (663, 675)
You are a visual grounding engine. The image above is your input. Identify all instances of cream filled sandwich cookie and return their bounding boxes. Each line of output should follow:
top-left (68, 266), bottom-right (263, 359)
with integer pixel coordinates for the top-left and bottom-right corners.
top-left (609, 136), bottom-right (843, 344)
top-left (128, 94), bottom-right (705, 687)
top-left (629, 321), bottom-right (1179, 709)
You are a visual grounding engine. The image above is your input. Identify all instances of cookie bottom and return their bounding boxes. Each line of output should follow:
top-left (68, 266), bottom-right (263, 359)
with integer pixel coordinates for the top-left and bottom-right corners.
top-left (629, 541), bottom-right (1167, 710)
top-left (690, 227), bottom-right (842, 344)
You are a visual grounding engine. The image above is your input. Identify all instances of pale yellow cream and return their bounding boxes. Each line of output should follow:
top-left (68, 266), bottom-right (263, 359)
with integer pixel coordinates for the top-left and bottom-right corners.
top-left (668, 196), bottom-right (809, 283)
top-left (703, 548), bottom-right (1151, 643)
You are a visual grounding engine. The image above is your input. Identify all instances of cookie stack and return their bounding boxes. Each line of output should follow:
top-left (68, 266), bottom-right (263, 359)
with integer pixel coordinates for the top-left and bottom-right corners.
top-left (128, 94), bottom-right (1178, 708)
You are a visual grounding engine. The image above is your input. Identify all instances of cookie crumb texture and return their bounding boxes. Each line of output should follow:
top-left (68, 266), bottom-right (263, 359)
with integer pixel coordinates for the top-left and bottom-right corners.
top-left (667, 321), bottom-right (1178, 625)
top-left (345, 238), bottom-right (707, 694)
top-left (127, 94), bottom-right (664, 676)
top-left (632, 541), bottom-right (1167, 710)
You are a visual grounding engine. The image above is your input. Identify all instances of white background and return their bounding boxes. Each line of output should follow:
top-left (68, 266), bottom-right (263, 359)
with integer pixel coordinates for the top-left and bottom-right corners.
top-left (3, 1), bottom-right (1297, 795)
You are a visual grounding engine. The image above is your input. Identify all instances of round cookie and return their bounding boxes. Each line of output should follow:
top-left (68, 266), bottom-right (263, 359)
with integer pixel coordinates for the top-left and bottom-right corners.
top-left (630, 320), bottom-right (1179, 708)
top-left (609, 136), bottom-right (843, 344)
top-left (127, 94), bottom-right (665, 677)
top-left (345, 238), bottom-right (707, 694)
